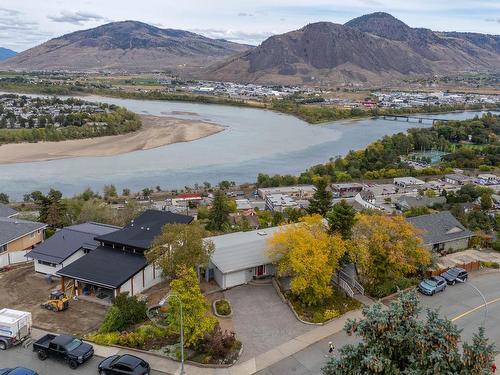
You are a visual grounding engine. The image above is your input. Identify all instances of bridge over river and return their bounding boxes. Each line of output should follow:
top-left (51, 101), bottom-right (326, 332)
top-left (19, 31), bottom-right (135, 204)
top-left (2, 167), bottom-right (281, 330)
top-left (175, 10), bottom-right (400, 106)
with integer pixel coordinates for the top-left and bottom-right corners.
top-left (379, 114), bottom-right (451, 124)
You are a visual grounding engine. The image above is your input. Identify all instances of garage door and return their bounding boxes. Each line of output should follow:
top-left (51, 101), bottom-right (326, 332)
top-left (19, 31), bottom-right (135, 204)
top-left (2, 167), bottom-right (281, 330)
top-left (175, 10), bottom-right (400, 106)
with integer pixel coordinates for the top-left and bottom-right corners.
top-left (224, 270), bottom-right (248, 289)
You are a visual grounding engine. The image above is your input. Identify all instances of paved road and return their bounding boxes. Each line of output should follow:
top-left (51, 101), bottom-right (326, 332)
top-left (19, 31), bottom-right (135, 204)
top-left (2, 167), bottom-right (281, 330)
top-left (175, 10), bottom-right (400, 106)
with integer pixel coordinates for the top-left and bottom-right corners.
top-left (257, 269), bottom-right (500, 375)
top-left (0, 346), bottom-right (166, 375)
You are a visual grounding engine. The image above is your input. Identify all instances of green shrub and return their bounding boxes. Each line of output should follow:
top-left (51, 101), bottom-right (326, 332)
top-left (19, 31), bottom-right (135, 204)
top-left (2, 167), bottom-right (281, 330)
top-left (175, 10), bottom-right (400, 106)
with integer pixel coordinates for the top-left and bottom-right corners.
top-left (492, 240), bottom-right (500, 252)
top-left (481, 261), bottom-right (500, 269)
top-left (86, 331), bottom-right (121, 345)
top-left (366, 277), bottom-right (419, 299)
top-left (99, 293), bottom-right (147, 333)
top-left (215, 300), bottom-right (231, 316)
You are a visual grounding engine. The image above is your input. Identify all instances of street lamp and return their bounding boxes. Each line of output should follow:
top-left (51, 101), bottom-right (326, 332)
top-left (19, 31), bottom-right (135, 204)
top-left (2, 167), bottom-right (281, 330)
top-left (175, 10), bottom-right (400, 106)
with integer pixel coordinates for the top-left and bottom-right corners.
top-left (466, 282), bottom-right (488, 327)
top-left (161, 294), bottom-right (185, 375)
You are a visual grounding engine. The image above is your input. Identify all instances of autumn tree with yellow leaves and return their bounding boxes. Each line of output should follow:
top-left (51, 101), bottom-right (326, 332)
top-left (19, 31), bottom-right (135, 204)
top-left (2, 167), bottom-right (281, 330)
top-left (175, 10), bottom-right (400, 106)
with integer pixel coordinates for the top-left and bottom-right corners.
top-left (349, 214), bottom-right (431, 292)
top-left (267, 215), bottom-right (346, 306)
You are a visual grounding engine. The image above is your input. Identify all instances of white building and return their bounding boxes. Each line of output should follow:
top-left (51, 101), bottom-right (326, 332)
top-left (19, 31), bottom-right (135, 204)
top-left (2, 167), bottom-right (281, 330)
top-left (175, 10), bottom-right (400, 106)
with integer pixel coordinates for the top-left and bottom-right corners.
top-left (265, 194), bottom-right (298, 212)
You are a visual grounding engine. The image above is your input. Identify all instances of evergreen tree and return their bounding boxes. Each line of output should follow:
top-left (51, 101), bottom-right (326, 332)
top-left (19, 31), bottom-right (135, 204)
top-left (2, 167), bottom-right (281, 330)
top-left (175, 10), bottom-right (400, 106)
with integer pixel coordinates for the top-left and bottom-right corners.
top-left (207, 190), bottom-right (231, 231)
top-left (307, 178), bottom-right (333, 217)
top-left (323, 291), bottom-right (496, 375)
top-left (326, 200), bottom-right (357, 239)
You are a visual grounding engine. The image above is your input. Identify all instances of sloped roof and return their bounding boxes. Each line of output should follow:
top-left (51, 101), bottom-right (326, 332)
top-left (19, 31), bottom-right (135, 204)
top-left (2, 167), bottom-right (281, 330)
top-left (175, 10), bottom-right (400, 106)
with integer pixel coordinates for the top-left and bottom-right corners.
top-left (57, 246), bottom-right (147, 288)
top-left (0, 217), bottom-right (46, 246)
top-left (208, 226), bottom-right (286, 274)
top-left (397, 195), bottom-right (446, 209)
top-left (0, 203), bottom-right (17, 218)
top-left (26, 222), bottom-right (120, 264)
top-left (407, 211), bottom-right (472, 245)
top-left (95, 210), bottom-right (193, 250)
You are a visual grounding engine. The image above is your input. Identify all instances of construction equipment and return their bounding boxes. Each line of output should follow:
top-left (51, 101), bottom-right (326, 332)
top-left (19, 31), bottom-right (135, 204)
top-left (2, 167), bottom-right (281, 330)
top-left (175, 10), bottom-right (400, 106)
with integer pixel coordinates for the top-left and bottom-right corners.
top-left (41, 290), bottom-right (69, 312)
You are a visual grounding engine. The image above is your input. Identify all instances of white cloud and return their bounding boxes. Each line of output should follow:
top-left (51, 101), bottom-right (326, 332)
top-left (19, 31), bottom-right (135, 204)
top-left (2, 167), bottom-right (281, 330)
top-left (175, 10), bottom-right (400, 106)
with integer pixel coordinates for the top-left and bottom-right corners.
top-left (48, 11), bottom-right (110, 25)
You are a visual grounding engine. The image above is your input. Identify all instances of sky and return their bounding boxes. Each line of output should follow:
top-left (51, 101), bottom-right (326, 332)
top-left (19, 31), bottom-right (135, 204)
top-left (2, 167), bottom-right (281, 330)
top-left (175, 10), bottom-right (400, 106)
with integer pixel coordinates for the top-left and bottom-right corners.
top-left (0, 0), bottom-right (499, 52)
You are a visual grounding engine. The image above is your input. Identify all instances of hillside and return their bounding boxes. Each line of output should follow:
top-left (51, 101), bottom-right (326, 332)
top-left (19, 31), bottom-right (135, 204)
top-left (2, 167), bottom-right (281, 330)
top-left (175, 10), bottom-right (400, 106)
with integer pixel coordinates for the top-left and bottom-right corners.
top-left (204, 13), bottom-right (500, 86)
top-left (0, 47), bottom-right (16, 61)
top-left (0, 21), bottom-right (251, 72)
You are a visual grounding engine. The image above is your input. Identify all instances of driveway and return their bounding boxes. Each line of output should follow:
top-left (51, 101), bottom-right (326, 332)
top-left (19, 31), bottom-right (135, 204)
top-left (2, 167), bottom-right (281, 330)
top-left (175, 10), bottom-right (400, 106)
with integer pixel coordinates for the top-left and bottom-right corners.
top-left (225, 284), bottom-right (313, 361)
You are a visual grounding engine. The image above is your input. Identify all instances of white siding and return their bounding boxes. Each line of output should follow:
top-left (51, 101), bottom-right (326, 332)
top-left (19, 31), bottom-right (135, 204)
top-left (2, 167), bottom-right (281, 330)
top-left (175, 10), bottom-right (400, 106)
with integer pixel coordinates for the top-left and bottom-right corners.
top-left (117, 263), bottom-right (163, 297)
top-left (214, 267), bottom-right (224, 289)
top-left (34, 250), bottom-right (86, 276)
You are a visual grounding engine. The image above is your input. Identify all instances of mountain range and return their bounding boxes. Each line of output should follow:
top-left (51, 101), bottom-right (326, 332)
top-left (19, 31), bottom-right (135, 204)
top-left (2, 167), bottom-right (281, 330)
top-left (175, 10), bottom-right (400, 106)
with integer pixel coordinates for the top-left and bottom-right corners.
top-left (0, 21), bottom-right (250, 72)
top-left (205, 12), bottom-right (500, 85)
top-left (0, 47), bottom-right (17, 61)
top-left (1, 13), bottom-right (499, 85)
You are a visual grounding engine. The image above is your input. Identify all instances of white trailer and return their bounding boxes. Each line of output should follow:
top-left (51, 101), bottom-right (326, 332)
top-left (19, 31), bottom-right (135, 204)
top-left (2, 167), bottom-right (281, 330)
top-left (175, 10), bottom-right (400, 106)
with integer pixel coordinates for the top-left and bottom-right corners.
top-left (0, 308), bottom-right (32, 350)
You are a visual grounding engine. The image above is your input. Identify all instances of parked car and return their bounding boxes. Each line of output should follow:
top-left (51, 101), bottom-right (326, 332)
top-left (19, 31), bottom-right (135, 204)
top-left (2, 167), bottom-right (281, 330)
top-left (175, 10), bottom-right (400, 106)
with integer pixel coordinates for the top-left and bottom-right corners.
top-left (418, 276), bottom-right (447, 295)
top-left (33, 333), bottom-right (94, 369)
top-left (0, 369), bottom-right (38, 375)
top-left (98, 354), bottom-right (150, 375)
top-left (441, 267), bottom-right (468, 285)
top-left (0, 309), bottom-right (32, 350)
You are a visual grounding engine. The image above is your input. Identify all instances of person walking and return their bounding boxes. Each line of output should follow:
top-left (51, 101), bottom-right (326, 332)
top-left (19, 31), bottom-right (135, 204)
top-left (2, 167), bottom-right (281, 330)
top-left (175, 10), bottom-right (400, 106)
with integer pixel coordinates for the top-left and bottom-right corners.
top-left (329, 341), bottom-right (335, 354)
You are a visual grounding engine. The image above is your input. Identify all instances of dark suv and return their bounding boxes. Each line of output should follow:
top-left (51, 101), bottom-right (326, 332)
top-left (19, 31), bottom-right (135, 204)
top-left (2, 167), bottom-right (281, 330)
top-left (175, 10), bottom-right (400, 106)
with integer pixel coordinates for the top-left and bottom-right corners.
top-left (440, 267), bottom-right (468, 285)
top-left (98, 354), bottom-right (150, 375)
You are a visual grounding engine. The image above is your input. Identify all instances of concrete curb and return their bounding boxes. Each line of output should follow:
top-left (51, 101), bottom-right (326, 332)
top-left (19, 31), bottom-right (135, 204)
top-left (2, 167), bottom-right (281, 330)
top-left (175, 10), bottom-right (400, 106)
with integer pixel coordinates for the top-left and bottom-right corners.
top-left (213, 299), bottom-right (232, 318)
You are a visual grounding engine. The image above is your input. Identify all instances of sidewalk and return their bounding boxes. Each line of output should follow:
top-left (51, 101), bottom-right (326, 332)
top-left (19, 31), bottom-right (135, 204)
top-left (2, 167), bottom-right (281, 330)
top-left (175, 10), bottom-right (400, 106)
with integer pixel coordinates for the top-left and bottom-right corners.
top-left (34, 307), bottom-right (363, 375)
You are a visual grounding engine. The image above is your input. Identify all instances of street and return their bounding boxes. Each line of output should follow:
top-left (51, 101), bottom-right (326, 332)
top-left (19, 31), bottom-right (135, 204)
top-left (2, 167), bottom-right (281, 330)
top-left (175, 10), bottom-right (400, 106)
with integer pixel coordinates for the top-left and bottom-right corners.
top-left (0, 347), bottom-right (166, 374)
top-left (1, 270), bottom-right (498, 375)
top-left (258, 269), bottom-right (500, 375)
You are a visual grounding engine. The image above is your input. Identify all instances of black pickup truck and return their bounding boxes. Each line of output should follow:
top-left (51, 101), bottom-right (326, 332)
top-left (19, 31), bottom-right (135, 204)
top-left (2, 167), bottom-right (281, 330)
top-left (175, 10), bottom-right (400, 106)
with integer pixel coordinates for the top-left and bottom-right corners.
top-left (32, 333), bottom-right (94, 369)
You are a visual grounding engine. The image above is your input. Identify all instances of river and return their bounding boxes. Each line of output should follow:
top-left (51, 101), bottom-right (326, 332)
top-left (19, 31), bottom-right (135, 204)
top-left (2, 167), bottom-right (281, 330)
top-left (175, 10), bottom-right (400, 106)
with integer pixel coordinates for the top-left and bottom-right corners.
top-left (0, 94), bottom-right (492, 199)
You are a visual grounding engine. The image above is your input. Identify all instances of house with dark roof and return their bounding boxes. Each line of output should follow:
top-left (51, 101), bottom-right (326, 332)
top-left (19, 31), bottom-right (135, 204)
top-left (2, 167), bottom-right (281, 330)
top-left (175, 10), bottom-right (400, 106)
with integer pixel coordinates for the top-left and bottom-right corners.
top-left (407, 211), bottom-right (472, 253)
top-left (0, 203), bottom-right (18, 218)
top-left (26, 222), bottom-right (120, 275)
top-left (395, 195), bottom-right (446, 211)
top-left (57, 210), bottom-right (193, 300)
top-left (0, 217), bottom-right (47, 267)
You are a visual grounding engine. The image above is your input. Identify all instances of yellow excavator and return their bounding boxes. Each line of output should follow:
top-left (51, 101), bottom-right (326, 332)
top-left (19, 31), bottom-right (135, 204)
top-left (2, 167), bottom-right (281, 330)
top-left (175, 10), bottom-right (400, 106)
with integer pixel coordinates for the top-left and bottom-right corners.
top-left (41, 290), bottom-right (69, 312)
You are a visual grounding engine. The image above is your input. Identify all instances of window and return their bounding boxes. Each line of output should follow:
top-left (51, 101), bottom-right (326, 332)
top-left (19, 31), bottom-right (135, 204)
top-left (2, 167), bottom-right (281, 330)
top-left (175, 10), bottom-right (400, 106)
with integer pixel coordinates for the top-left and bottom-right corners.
top-left (0, 244), bottom-right (6, 254)
top-left (38, 260), bottom-right (56, 267)
top-left (433, 243), bottom-right (445, 252)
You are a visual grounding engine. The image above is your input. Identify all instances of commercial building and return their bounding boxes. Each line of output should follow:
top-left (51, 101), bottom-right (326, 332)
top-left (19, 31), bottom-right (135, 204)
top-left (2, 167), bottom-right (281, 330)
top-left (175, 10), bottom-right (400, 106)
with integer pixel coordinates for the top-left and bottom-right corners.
top-left (265, 194), bottom-right (298, 212)
top-left (257, 185), bottom-right (316, 199)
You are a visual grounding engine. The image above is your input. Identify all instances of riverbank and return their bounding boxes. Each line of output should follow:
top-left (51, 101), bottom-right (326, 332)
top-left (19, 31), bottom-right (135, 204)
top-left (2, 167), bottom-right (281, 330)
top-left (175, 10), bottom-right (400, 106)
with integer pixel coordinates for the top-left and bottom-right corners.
top-left (0, 114), bottom-right (224, 164)
top-left (1, 83), bottom-right (497, 125)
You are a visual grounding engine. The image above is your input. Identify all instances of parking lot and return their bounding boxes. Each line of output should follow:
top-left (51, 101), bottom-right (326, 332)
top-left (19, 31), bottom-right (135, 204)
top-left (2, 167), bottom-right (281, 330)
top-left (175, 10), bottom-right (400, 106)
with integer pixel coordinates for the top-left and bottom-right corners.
top-left (0, 264), bottom-right (107, 335)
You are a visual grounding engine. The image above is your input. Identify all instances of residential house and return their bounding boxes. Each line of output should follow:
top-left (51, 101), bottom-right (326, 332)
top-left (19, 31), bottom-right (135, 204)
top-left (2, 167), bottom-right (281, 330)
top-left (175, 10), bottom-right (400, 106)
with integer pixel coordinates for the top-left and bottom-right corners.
top-left (25, 222), bottom-right (120, 276)
top-left (265, 194), bottom-right (298, 212)
top-left (57, 210), bottom-right (193, 300)
top-left (331, 183), bottom-right (363, 198)
top-left (0, 203), bottom-right (17, 218)
top-left (0, 217), bottom-right (47, 267)
top-left (206, 226), bottom-right (282, 289)
top-left (395, 196), bottom-right (446, 211)
top-left (393, 177), bottom-right (425, 189)
top-left (353, 192), bottom-right (380, 211)
top-left (407, 211), bottom-right (472, 253)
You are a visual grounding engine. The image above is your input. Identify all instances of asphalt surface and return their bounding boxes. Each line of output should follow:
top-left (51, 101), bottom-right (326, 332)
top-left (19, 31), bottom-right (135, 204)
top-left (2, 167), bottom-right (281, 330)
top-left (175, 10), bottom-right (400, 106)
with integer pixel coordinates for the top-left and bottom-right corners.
top-left (258, 269), bottom-right (500, 375)
top-left (2, 270), bottom-right (498, 375)
top-left (0, 346), bottom-right (166, 375)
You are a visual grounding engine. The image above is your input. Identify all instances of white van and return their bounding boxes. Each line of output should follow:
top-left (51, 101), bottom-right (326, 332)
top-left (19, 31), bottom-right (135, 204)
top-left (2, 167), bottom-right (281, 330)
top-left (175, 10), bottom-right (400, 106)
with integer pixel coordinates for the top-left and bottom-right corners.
top-left (0, 308), bottom-right (32, 350)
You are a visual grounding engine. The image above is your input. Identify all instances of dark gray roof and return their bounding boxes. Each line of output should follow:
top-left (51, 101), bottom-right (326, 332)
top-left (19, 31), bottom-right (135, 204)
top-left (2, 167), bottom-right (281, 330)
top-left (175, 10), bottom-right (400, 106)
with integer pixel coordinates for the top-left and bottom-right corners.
top-left (0, 203), bottom-right (17, 218)
top-left (396, 196), bottom-right (446, 210)
top-left (407, 211), bottom-right (472, 245)
top-left (57, 246), bottom-right (147, 288)
top-left (0, 217), bottom-right (46, 246)
top-left (95, 210), bottom-right (193, 250)
top-left (26, 222), bottom-right (120, 264)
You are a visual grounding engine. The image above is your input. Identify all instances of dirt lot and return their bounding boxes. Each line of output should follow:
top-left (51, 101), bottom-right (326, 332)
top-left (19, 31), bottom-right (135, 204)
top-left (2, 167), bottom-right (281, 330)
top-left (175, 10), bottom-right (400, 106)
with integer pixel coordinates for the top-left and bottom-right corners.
top-left (0, 264), bottom-right (107, 335)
